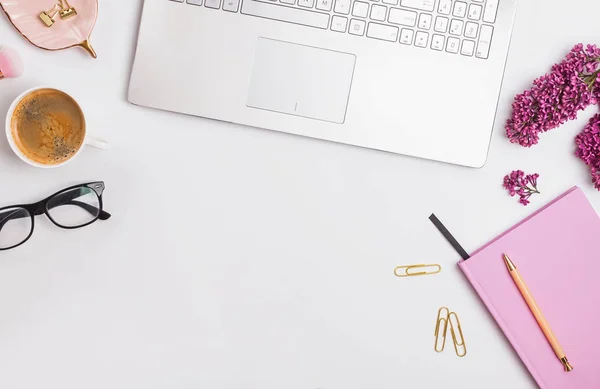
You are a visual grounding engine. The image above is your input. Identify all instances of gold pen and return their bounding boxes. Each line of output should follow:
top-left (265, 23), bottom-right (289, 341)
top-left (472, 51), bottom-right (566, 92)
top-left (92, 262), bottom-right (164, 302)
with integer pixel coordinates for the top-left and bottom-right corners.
top-left (503, 254), bottom-right (573, 372)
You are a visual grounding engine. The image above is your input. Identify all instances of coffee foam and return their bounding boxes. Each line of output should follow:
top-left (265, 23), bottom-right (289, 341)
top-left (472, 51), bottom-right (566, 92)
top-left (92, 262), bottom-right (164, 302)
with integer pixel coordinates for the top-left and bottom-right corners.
top-left (10, 89), bottom-right (85, 165)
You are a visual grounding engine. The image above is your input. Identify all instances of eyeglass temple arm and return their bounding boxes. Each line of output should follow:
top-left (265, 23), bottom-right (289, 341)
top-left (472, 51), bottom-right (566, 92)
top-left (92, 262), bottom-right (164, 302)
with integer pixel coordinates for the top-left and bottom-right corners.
top-left (0, 199), bottom-right (111, 231)
top-left (47, 189), bottom-right (111, 220)
top-left (0, 209), bottom-right (27, 232)
top-left (55, 200), bottom-right (112, 220)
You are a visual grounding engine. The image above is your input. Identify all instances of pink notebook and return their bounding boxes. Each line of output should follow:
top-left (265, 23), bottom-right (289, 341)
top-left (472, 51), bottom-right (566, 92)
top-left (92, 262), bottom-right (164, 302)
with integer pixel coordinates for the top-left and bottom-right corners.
top-left (459, 187), bottom-right (600, 389)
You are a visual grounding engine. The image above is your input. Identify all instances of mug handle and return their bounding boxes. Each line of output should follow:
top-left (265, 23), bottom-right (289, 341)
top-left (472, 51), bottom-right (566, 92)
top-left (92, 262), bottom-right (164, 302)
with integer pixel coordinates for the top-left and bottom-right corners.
top-left (85, 136), bottom-right (110, 150)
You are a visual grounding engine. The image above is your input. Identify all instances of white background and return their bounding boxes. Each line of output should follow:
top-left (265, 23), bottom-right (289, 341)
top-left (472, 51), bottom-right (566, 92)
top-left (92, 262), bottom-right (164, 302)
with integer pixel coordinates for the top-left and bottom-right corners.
top-left (1, 1), bottom-right (599, 388)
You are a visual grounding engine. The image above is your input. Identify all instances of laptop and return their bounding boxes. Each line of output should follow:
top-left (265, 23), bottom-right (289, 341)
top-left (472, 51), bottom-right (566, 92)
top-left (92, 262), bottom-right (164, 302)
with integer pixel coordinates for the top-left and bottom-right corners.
top-left (128, 0), bottom-right (519, 167)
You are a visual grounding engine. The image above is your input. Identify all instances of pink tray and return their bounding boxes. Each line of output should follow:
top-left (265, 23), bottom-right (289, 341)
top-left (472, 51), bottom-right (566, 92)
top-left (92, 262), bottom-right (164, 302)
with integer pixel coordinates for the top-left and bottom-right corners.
top-left (0, 0), bottom-right (98, 58)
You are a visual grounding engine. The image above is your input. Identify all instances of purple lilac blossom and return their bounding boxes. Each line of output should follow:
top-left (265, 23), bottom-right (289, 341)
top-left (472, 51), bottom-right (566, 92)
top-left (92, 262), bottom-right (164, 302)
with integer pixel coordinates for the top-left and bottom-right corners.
top-left (506, 44), bottom-right (600, 147)
top-left (503, 170), bottom-right (540, 206)
top-left (575, 114), bottom-right (600, 190)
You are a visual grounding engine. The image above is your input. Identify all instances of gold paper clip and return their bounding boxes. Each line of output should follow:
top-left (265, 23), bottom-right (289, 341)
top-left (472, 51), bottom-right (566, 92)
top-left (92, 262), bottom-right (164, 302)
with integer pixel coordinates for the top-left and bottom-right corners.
top-left (59, 0), bottom-right (77, 19)
top-left (39, 4), bottom-right (62, 27)
top-left (448, 312), bottom-right (467, 357)
top-left (434, 306), bottom-right (450, 352)
top-left (394, 264), bottom-right (441, 277)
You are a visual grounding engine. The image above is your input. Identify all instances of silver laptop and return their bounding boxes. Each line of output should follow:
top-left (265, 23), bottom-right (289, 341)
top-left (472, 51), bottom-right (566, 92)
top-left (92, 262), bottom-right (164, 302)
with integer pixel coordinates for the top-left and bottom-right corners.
top-left (129, 0), bottom-right (518, 167)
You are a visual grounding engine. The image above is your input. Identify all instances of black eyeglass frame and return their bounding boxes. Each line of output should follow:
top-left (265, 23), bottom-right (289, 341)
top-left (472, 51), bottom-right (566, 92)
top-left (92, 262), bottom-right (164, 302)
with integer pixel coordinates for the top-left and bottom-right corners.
top-left (0, 181), bottom-right (111, 251)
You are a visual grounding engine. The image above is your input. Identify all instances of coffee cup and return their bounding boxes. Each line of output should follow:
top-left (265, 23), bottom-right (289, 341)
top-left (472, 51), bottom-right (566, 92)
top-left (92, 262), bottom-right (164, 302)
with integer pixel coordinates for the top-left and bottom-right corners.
top-left (5, 87), bottom-right (108, 168)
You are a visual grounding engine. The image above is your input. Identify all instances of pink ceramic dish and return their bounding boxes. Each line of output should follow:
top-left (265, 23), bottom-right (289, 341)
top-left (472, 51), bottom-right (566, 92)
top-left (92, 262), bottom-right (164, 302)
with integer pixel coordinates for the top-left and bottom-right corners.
top-left (0, 0), bottom-right (98, 58)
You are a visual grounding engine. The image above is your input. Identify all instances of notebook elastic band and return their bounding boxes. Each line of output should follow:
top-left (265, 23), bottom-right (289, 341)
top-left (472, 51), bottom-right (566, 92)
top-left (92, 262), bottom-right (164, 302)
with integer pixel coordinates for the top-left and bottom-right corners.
top-left (429, 214), bottom-right (470, 260)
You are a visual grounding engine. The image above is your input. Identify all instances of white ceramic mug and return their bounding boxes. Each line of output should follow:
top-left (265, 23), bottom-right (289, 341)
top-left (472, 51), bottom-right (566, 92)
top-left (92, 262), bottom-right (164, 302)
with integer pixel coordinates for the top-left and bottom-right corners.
top-left (5, 87), bottom-right (108, 168)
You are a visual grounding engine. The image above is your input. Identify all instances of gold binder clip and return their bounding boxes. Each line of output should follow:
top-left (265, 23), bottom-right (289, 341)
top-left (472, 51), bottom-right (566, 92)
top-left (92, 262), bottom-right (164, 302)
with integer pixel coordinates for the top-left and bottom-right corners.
top-left (60, 7), bottom-right (77, 19)
top-left (39, 4), bottom-right (62, 27)
top-left (448, 312), bottom-right (467, 357)
top-left (434, 307), bottom-right (450, 352)
top-left (59, 0), bottom-right (77, 19)
top-left (394, 264), bottom-right (441, 277)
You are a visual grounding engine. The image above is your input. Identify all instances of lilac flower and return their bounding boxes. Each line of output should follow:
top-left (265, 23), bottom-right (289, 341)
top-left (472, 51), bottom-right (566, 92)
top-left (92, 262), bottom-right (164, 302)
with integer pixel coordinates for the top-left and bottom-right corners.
top-left (503, 170), bottom-right (540, 206)
top-left (575, 114), bottom-right (600, 190)
top-left (506, 44), bottom-right (600, 147)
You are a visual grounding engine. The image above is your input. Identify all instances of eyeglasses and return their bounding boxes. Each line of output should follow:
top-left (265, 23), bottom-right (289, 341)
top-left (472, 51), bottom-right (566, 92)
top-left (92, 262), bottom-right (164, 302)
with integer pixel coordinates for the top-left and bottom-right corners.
top-left (0, 182), bottom-right (111, 251)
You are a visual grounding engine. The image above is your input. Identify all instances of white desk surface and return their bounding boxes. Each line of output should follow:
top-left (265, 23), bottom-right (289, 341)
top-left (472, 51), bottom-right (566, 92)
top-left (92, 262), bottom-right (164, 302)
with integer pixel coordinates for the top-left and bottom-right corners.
top-left (0, 1), bottom-right (599, 388)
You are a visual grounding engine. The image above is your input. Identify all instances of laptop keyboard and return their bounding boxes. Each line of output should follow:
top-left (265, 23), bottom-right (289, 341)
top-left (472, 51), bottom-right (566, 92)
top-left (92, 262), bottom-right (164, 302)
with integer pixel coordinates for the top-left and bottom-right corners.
top-left (169, 0), bottom-right (496, 59)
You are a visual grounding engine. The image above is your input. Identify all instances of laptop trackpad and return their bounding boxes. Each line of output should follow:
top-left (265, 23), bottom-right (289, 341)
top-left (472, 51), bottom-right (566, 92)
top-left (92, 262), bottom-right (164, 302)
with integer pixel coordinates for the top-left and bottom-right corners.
top-left (246, 38), bottom-right (356, 124)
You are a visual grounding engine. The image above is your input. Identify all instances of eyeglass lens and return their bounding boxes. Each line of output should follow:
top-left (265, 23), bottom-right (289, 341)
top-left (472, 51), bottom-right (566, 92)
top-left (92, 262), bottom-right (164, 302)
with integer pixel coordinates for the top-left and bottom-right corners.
top-left (47, 186), bottom-right (101, 227)
top-left (0, 207), bottom-right (33, 249)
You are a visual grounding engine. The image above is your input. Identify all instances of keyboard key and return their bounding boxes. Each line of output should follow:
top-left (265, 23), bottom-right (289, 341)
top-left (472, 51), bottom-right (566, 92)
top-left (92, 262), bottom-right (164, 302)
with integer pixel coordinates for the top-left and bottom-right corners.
top-left (367, 0), bottom-right (379, 2)
top-left (334, 0), bottom-right (351, 14)
top-left (241, 0), bottom-right (330, 29)
top-left (476, 24), bottom-right (493, 58)
top-left (437, 0), bottom-right (451, 15)
top-left (187, 0), bottom-right (202, 6)
top-left (171, 0), bottom-right (183, 2)
top-left (315, 0), bottom-right (332, 9)
top-left (431, 34), bottom-right (444, 51)
top-left (281, 0), bottom-right (296, 4)
top-left (449, 19), bottom-right (463, 35)
top-left (370, 4), bottom-right (387, 21)
top-left (367, 22), bottom-right (399, 41)
top-left (382, 0), bottom-right (398, 5)
top-left (388, 8), bottom-right (417, 26)
top-left (298, 0), bottom-right (314, 8)
top-left (399, 28), bottom-right (414, 44)
top-left (464, 21), bottom-right (478, 38)
top-left (415, 31), bottom-right (428, 47)
top-left (352, 1), bottom-right (368, 17)
top-left (223, 0), bottom-right (239, 10)
top-left (453, 1), bottom-right (467, 18)
top-left (446, 36), bottom-right (459, 53)
top-left (461, 39), bottom-right (475, 56)
top-left (483, 0), bottom-right (498, 23)
top-left (400, 0), bottom-right (434, 12)
top-left (349, 19), bottom-right (366, 35)
top-left (205, 0), bottom-right (221, 8)
top-left (434, 16), bottom-right (448, 32)
top-left (468, 4), bottom-right (482, 20)
top-left (472, 0), bottom-right (483, 2)
top-left (331, 15), bottom-right (348, 31)
top-left (418, 13), bottom-right (432, 29)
